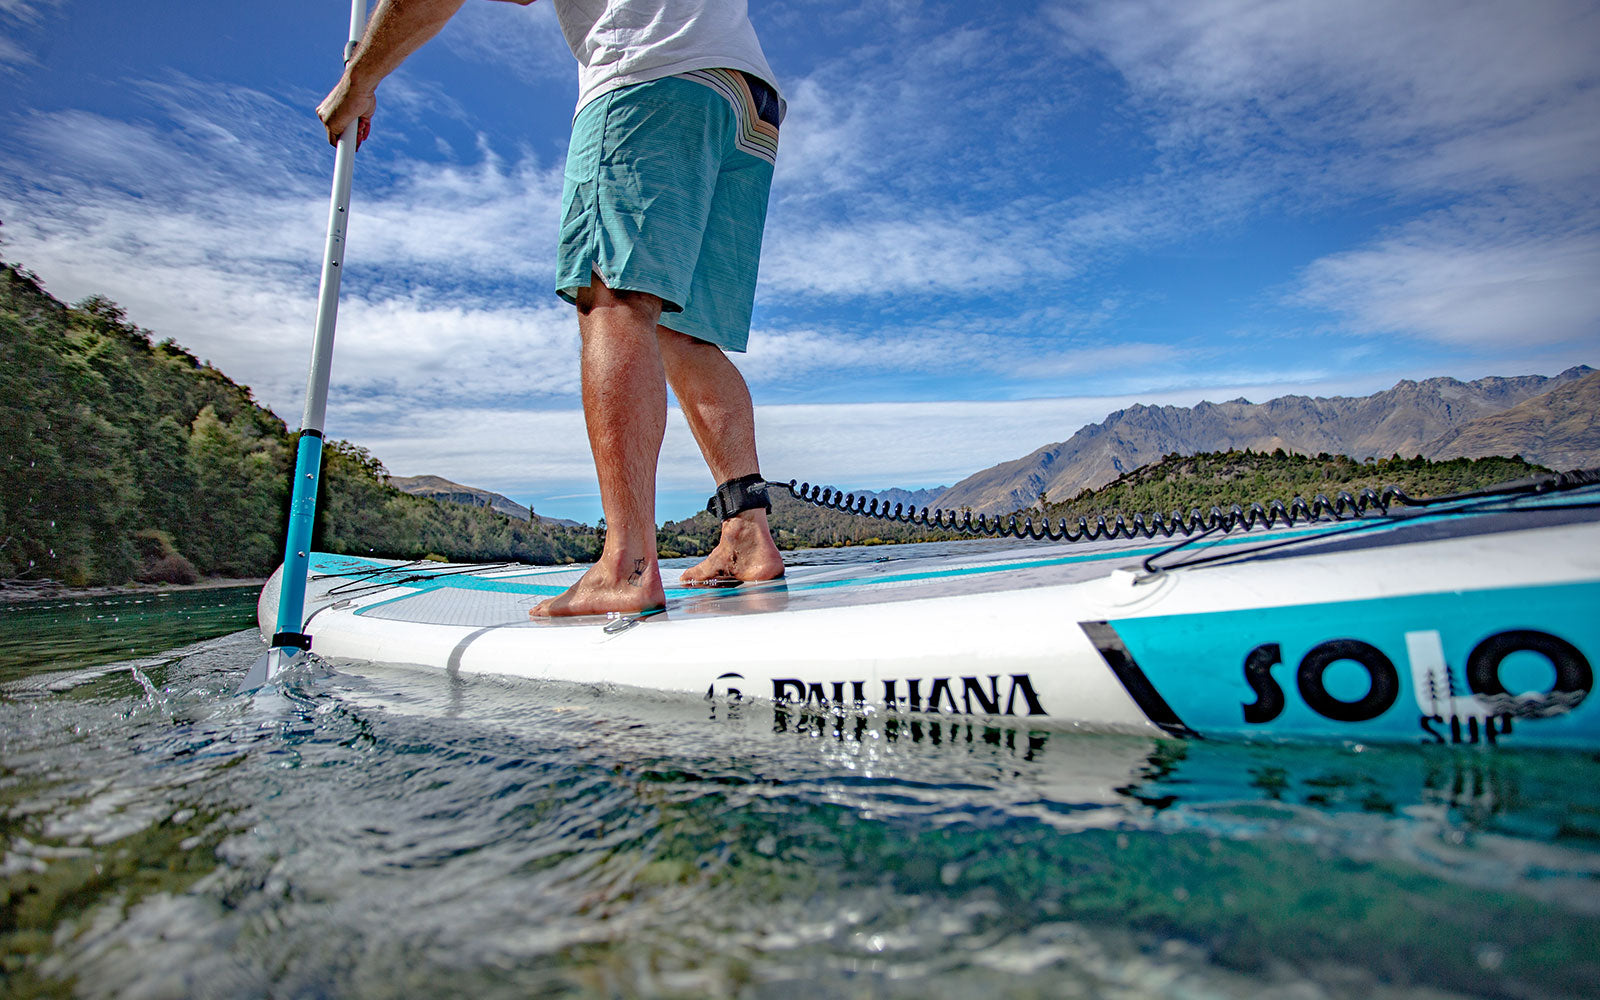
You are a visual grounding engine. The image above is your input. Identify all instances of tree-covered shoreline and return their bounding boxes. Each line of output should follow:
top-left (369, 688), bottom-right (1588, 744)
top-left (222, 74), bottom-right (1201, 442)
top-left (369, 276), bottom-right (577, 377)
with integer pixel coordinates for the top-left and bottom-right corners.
top-left (1, 262), bottom-right (598, 587)
top-left (1034, 449), bottom-right (1545, 526)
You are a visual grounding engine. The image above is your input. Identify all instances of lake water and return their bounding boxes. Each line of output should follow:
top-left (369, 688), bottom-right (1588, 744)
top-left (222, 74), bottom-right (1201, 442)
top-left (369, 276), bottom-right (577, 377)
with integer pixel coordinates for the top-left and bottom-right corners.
top-left (3, 549), bottom-right (1599, 999)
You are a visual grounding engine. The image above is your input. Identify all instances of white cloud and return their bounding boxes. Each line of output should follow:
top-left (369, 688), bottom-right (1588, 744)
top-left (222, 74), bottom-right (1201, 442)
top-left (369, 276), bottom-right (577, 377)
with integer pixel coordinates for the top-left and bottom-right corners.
top-left (766, 75), bottom-right (879, 201)
top-left (1295, 199), bottom-right (1600, 347)
top-left (759, 211), bottom-right (1066, 299)
top-left (1049, 0), bottom-right (1600, 195)
top-left (378, 75), bottom-right (478, 138)
top-left (352, 406), bottom-right (595, 485)
top-left (336, 151), bottom-right (565, 282)
top-left (436, 0), bottom-right (572, 89)
top-left (738, 301), bottom-right (1166, 389)
top-left (1046, 0), bottom-right (1600, 348)
top-left (0, 34), bottom-right (28, 66)
top-left (0, 76), bottom-right (1174, 417)
top-left (2, 87), bottom-right (574, 420)
top-left (0, 0), bottom-right (60, 62)
top-left (331, 295), bottom-right (579, 405)
top-left (5, 194), bottom-right (586, 417)
top-left (0, 0), bottom-right (58, 15)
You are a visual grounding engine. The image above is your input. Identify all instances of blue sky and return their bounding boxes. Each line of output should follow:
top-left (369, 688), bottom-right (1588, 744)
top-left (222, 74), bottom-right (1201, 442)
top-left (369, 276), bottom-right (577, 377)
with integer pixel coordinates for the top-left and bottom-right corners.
top-left (3, 0), bottom-right (1597, 524)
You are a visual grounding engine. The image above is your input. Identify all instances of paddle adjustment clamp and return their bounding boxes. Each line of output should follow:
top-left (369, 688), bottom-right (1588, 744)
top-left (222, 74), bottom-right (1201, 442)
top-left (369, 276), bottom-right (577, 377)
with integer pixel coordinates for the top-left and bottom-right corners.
top-left (271, 631), bottom-right (313, 651)
top-left (706, 474), bottom-right (772, 521)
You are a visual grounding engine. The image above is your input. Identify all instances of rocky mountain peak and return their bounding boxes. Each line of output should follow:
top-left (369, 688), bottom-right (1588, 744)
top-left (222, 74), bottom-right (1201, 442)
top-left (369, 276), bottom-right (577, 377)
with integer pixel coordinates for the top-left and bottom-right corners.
top-left (932, 368), bottom-right (1595, 514)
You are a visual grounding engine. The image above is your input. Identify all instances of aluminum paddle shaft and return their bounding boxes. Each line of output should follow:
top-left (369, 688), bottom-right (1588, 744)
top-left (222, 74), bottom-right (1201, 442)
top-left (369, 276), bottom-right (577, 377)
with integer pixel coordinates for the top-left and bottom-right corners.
top-left (242, 0), bottom-right (370, 692)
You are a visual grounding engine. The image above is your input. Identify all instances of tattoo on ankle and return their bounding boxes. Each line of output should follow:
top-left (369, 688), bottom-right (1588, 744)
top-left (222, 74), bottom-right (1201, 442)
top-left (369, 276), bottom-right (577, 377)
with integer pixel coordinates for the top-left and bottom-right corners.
top-left (627, 558), bottom-right (646, 587)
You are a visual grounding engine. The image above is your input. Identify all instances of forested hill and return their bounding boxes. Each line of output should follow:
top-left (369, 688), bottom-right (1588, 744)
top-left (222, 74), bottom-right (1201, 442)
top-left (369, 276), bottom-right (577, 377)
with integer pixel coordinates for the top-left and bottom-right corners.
top-left (0, 263), bottom-right (598, 588)
top-left (1037, 450), bottom-right (1546, 525)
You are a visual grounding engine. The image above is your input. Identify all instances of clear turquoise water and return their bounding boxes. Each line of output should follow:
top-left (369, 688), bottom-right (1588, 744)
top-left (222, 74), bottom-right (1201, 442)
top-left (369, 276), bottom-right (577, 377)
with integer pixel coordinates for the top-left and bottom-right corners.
top-left (0, 586), bottom-right (260, 682)
top-left (3, 554), bottom-right (1599, 999)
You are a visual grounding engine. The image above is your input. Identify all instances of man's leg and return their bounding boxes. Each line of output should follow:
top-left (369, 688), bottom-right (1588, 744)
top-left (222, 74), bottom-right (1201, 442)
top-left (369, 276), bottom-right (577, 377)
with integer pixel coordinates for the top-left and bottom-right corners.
top-left (531, 278), bottom-right (668, 617)
top-left (658, 326), bottom-right (785, 583)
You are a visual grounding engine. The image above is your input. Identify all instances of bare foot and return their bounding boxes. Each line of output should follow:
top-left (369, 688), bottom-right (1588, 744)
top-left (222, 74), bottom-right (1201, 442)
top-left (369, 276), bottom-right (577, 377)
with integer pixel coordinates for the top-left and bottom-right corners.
top-left (680, 511), bottom-right (785, 585)
top-left (529, 554), bottom-right (666, 617)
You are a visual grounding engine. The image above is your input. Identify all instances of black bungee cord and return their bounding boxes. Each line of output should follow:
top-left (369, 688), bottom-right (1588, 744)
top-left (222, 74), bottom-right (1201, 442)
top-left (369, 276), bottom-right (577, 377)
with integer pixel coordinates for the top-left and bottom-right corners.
top-left (771, 467), bottom-right (1600, 545)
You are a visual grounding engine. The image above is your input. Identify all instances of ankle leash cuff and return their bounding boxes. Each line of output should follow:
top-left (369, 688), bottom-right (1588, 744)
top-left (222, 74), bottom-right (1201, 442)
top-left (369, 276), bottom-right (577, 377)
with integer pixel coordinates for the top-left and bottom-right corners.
top-left (706, 474), bottom-right (772, 521)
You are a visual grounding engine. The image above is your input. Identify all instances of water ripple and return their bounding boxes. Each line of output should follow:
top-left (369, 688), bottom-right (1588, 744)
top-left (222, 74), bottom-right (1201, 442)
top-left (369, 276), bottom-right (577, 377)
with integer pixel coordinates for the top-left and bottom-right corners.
top-left (3, 614), bottom-right (1599, 998)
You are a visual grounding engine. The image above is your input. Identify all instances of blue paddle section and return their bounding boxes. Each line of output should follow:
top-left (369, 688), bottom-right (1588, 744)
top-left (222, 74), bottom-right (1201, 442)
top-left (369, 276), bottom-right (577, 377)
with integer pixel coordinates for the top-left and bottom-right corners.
top-left (1087, 581), bottom-right (1600, 749)
top-left (269, 432), bottom-right (328, 644)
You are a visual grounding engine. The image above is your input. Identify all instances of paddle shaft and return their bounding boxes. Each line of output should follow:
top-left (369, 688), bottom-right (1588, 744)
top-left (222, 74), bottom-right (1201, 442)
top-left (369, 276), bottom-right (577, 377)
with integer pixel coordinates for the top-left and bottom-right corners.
top-left (268, 0), bottom-right (370, 651)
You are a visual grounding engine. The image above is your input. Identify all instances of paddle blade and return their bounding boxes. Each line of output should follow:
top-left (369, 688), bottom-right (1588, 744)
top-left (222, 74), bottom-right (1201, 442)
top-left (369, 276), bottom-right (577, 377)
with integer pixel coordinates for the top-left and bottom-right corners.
top-left (238, 646), bottom-right (305, 694)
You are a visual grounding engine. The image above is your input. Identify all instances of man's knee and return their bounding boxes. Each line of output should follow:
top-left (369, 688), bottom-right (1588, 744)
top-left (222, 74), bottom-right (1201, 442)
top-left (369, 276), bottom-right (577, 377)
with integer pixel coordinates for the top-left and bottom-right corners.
top-left (657, 325), bottom-right (721, 362)
top-left (574, 276), bottom-right (663, 319)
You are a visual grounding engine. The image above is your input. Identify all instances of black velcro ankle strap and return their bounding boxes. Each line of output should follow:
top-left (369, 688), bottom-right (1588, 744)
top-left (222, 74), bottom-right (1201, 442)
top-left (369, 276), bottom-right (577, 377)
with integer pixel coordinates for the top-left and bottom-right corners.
top-left (707, 474), bottom-right (772, 521)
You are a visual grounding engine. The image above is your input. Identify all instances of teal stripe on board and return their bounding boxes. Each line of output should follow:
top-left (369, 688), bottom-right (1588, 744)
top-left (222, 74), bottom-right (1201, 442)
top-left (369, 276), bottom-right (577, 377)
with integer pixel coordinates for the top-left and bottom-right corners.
top-left (1102, 581), bottom-right (1600, 749)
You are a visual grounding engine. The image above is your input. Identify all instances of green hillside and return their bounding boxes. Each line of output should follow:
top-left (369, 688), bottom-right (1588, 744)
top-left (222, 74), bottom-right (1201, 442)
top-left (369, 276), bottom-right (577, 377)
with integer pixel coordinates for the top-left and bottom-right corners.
top-left (0, 262), bottom-right (597, 587)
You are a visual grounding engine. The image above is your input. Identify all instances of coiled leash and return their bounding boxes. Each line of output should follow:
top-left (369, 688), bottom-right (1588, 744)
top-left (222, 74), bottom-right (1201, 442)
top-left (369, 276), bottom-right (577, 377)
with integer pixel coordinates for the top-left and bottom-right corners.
top-left (729, 467), bottom-right (1600, 545)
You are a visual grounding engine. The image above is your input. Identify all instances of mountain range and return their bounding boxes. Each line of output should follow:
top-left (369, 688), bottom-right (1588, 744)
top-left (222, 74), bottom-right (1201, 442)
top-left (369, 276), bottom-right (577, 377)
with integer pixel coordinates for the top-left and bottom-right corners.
top-left (1422, 371), bottom-right (1600, 473)
top-left (387, 475), bottom-right (580, 527)
top-left (931, 366), bottom-right (1598, 513)
top-left (393, 367), bottom-right (1597, 523)
top-left (841, 486), bottom-right (947, 511)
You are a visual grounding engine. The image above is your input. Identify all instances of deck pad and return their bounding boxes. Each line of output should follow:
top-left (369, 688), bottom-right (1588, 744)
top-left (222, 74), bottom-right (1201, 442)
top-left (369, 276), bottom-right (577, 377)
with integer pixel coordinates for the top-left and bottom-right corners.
top-left (308, 516), bottom-right (1373, 628)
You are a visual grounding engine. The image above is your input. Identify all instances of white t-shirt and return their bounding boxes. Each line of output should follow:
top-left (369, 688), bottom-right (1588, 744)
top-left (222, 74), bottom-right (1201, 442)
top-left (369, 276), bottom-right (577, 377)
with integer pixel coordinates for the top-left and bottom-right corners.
top-left (544, 0), bottom-right (781, 114)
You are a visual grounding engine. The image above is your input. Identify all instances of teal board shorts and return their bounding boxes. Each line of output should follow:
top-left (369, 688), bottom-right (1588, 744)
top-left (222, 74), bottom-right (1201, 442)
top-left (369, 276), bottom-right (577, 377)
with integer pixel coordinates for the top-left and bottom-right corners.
top-left (556, 69), bottom-right (781, 353)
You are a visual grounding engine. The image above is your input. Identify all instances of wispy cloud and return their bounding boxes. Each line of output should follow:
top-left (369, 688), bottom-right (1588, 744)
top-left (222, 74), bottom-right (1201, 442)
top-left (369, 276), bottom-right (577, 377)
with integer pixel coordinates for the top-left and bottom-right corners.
top-left (0, 0), bottom-right (61, 67)
top-left (1049, 0), bottom-right (1600, 189)
top-left (1046, 0), bottom-right (1600, 351)
top-left (0, 61), bottom-right (1169, 421)
top-left (435, 0), bottom-right (572, 89)
top-left (757, 4), bottom-right (1123, 308)
top-left (759, 210), bottom-right (1069, 299)
top-left (1295, 197), bottom-right (1600, 347)
top-left (0, 0), bottom-right (60, 15)
top-left (1, 77), bottom-right (574, 420)
top-left (0, 35), bottom-right (26, 66)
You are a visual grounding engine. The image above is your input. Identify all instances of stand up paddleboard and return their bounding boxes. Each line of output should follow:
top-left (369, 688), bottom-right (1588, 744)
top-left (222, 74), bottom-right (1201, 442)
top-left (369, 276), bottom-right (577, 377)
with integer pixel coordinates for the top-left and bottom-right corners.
top-left (259, 475), bottom-right (1600, 749)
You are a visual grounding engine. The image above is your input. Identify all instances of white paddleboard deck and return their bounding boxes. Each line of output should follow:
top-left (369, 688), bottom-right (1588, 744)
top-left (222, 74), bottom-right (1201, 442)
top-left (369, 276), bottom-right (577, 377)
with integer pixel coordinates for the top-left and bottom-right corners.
top-left (260, 488), bottom-right (1600, 749)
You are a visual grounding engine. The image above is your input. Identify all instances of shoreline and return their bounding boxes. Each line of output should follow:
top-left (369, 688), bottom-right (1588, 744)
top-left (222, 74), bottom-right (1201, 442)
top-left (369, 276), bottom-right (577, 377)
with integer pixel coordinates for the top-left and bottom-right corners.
top-left (0, 577), bottom-right (266, 607)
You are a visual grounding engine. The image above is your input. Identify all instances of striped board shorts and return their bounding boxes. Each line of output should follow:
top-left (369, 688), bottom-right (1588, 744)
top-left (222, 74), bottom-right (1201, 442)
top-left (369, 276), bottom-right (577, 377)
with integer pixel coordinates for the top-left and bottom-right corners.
top-left (556, 69), bottom-right (782, 352)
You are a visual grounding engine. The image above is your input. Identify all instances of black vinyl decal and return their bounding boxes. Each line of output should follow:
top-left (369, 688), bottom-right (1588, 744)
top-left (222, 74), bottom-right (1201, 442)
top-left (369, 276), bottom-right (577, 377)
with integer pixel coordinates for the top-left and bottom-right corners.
top-left (1295, 639), bottom-right (1399, 723)
top-left (1241, 643), bottom-right (1286, 723)
top-left (1466, 629), bottom-right (1592, 699)
top-left (1080, 621), bottom-right (1199, 739)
